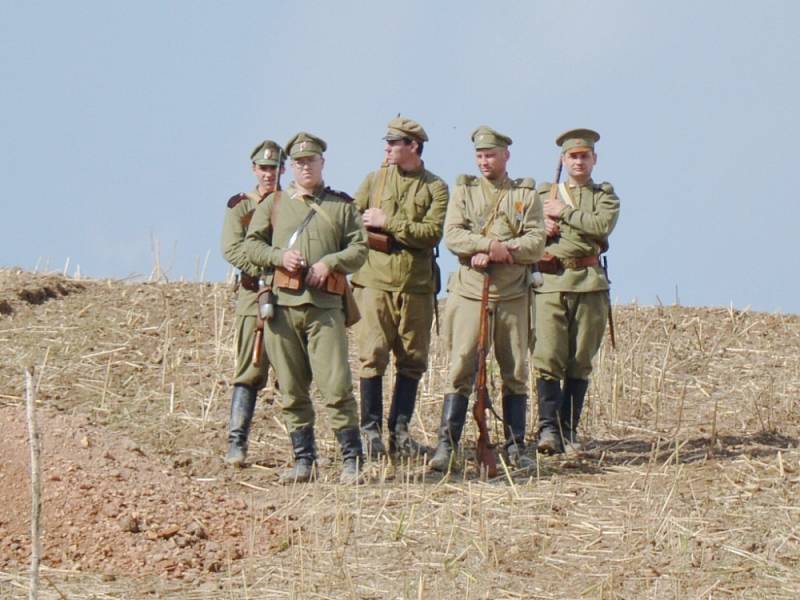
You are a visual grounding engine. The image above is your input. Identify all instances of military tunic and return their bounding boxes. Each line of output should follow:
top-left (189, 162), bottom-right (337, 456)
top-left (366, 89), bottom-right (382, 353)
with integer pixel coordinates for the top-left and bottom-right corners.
top-left (351, 163), bottom-right (449, 380)
top-left (220, 188), bottom-right (270, 389)
top-left (443, 174), bottom-right (545, 397)
top-left (244, 182), bottom-right (368, 432)
top-left (532, 179), bottom-right (620, 380)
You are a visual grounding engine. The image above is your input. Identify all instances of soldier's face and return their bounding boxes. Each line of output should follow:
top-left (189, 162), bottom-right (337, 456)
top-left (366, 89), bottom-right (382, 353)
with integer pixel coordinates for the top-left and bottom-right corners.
top-left (562, 150), bottom-right (597, 180)
top-left (292, 155), bottom-right (324, 189)
top-left (475, 148), bottom-right (509, 180)
top-left (384, 139), bottom-right (417, 167)
top-left (252, 164), bottom-right (284, 193)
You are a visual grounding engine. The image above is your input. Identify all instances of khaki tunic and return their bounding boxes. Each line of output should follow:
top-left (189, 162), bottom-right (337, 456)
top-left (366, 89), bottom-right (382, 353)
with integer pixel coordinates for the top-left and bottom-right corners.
top-left (443, 174), bottom-right (545, 396)
top-left (244, 182), bottom-right (368, 432)
top-left (220, 188), bottom-right (269, 387)
top-left (532, 179), bottom-right (620, 380)
top-left (351, 164), bottom-right (449, 380)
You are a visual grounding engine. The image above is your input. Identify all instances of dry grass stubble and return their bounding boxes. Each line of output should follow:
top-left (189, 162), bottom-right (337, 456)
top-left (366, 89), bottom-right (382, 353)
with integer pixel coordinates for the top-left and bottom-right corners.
top-left (1, 269), bottom-right (799, 599)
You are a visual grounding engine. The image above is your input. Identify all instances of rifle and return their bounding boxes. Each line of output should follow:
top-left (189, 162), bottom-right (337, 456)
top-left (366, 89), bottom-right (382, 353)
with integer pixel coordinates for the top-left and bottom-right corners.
top-left (533, 156), bottom-right (564, 287)
top-left (473, 272), bottom-right (498, 478)
top-left (602, 256), bottom-right (616, 350)
top-left (432, 245), bottom-right (441, 335)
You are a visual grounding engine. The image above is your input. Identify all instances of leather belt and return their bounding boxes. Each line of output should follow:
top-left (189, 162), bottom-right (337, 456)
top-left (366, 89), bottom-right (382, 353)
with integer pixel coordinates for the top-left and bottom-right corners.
top-left (537, 254), bottom-right (599, 274)
top-left (240, 272), bottom-right (260, 292)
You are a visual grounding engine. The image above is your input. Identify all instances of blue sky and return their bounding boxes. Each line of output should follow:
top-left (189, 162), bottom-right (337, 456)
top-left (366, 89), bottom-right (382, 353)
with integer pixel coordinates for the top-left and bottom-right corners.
top-left (2, 1), bottom-right (798, 312)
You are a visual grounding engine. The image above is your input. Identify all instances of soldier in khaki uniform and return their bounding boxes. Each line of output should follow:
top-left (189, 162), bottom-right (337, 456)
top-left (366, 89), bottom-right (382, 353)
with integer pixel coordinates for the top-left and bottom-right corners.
top-left (533, 128), bottom-right (620, 455)
top-left (429, 126), bottom-right (545, 471)
top-left (245, 132), bottom-right (369, 484)
top-left (351, 116), bottom-right (449, 459)
top-left (220, 140), bottom-right (285, 466)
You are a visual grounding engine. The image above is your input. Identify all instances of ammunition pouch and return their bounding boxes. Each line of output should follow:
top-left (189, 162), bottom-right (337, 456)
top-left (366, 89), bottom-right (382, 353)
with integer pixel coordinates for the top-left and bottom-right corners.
top-left (367, 229), bottom-right (392, 253)
top-left (240, 272), bottom-right (260, 292)
top-left (537, 254), bottom-right (599, 274)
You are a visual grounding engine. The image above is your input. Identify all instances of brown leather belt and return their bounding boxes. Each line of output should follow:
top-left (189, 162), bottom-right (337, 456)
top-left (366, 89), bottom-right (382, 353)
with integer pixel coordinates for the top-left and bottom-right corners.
top-left (537, 254), bottom-right (599, 274)
top-left (240, 272), bottom-right (260, 292)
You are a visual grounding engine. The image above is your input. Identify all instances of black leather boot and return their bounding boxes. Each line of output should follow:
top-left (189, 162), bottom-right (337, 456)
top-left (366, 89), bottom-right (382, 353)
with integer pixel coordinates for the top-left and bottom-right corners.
top-left (561, 378), bottom-right (589, 454)
top-left (336, 427), bottom-right (365, 484)
top-left (225, 385), bottom-right (257, 466)
top-left (536, 378), bottom-right (563, 455)
top-left (278, 425), bottom-right (316, 484)
top-left (428, 394), bottom-right (469, 472)
top-left (359, 376), bottom-right (386, 459)
top-left (503, 394), bottom-right (533, 468)
top-left (388, 375), bottom-right (429, 458)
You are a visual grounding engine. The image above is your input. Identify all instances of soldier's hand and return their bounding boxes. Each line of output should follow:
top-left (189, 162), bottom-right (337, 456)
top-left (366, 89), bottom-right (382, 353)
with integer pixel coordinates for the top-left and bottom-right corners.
top-left (544, 197), bottom-right (566, 219)
top-left (545, 218), bottom-right (561, 237)
top-left (488, 240), bottom-right (514, 264)
top-left (305, 261), bottom-right (330, 288)
top-left (282, 249), bottom-right (306, 273)
top-left (471, 253), bottom-right (490, 269)
top-left (363, 208), bottom-right (387, 229)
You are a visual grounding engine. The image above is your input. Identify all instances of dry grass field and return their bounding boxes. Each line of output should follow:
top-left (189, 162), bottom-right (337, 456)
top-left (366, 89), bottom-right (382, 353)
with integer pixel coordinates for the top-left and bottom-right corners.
top-left (1, 268), bottom-right (799, 599)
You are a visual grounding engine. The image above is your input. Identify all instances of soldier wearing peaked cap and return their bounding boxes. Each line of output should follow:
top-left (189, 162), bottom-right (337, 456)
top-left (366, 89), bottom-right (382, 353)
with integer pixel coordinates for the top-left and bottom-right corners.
top-left (245, 132), bottom-right (369, 484)
top-left (220, 139), bottom-right (285, 466)
top-left (429, 126), bottom-right (546, 472)
top-left (532, 128), bottom-right (620, 456)
top-left (351, 116), bottom-right (449, 460)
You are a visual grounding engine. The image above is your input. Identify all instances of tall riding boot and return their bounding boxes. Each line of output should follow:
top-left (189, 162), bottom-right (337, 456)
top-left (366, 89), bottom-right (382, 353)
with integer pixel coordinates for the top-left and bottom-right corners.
top-left (561, 378), bottom-right (589, 454)
top-left (278, 425), bottom-right (316, 484)
top-left (428, 394), bottom-right (469, 472)
top-left (359, 376), bottom-right (386, 459)
top-left (337, 427), bottom-right (366, 484)
top-left (503, 394), bottom-right (534, 468)
top-left (388, 375), bottom-right (429, 458)
top-left (225, 385), bottom-right (257, 466)
top-left (536, 378), bottom-right (564, 454)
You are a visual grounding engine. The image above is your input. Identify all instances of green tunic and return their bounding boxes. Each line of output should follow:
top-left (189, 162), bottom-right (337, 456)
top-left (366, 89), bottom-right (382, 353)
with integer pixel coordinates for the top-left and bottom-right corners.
top-left (220, 188), bottom-right (269, 387)
top-left (351, 163), bottom-right (449, 380)
top-left (244, 181), bottom-right (368, 432)
top-left (532, 179), bottom-right (620, 380)
top-left (443, 174), bottom-right (545, 396)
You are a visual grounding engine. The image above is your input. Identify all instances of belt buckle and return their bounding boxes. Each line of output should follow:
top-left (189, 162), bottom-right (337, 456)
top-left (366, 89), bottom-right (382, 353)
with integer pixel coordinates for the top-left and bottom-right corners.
top-left (561, 257), bottom-right (577, 269)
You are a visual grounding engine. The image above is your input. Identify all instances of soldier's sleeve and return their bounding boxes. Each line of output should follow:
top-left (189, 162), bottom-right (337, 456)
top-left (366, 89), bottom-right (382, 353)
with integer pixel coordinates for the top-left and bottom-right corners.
top-left (443, 179), bottom-right (492, 256)
top-left (320, 202), bottom-right (368, 274)
top-left (508, 186), bottom-right (546, 264)
top-left (353, 172), bottom-right (373, 212)
top-left (559, 182), bottom-right (620, 239)
top-left (383, 177), bottom-right (449, 249)
top-left (221, 200), bottom-right (261, 275)
top-left (244, 194), bottom-right (283, 268)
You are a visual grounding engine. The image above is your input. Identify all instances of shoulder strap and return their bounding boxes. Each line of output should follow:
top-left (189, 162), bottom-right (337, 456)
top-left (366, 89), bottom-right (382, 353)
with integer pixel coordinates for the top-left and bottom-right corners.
top-left (558, 183), bottom-right (575, 208)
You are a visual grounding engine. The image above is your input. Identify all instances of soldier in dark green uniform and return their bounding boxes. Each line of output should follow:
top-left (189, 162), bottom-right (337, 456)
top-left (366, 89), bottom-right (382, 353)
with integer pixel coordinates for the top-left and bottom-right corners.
top-left (245, 132), bottom-right (369, 484)
top-left (532, 128), bottom-right (620, 455)
top-left (351, 116), bottom-right (449, 459)
top-left (220, 140), bottom-right (285, 466)
top-left (429, 126), bottom-right (545, 471)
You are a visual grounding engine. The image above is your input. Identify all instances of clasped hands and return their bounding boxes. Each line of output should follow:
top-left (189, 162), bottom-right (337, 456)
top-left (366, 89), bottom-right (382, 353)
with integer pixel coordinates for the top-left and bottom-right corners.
top-left (470, 240), bottom-right (519, 269)
top-left (282, 249), bottom-right (330, 289)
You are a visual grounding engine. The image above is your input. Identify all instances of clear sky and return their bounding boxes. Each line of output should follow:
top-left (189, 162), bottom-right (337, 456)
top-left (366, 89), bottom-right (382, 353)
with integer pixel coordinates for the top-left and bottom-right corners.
top-left (2, 1), bottom-right (797, 313)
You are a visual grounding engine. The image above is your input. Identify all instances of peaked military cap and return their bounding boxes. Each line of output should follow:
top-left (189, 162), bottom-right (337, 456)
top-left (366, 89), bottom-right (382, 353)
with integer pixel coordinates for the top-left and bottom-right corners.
top-left (286, 132), bottom-right (327, 158)
top-left (471, 125), bottom-right (512, 149)
top-left (250, 139), bottom-right (285, 166)
top-left (383, 116), bottom-right (429, 142)
top-left (556, 128), bottom-right (600, 154)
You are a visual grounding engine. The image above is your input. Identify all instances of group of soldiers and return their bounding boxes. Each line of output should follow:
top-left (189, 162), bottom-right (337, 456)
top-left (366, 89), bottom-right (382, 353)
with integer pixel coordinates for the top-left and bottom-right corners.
top-left (220, 117), bottom-right (620, 484)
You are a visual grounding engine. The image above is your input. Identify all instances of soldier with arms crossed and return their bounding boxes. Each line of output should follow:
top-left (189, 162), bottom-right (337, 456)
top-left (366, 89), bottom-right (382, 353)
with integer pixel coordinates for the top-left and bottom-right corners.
top-left (245, 132), bottom-right (369, 484)
top-left (220, 140), bottom-right (285, 466)
top-left (533, 128), bottom-right (620, 455)
top-left (351, 116), bottom-right (449, 459)
top-left (429, 126), bottom-right (545, 471)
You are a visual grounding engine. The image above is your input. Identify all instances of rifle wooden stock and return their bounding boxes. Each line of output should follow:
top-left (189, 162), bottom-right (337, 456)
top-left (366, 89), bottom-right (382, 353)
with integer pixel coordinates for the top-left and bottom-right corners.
top-left (251, 327), bottom-right (263, 367)
top-left (473, 273), bottom-right (497, 478)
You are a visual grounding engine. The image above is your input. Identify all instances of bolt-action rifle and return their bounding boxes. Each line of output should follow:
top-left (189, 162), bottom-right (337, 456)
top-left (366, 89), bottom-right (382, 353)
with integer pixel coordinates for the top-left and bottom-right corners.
top-left (473, 272), bottom-right (498, 477)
